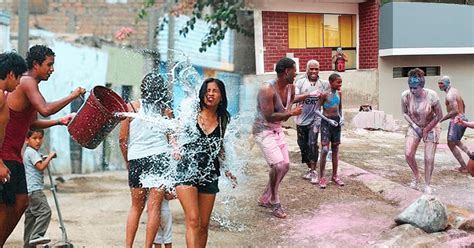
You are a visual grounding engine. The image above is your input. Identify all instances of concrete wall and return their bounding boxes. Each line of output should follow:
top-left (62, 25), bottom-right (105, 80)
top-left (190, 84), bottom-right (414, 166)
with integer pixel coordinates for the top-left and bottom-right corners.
top-left (0, 11), bottom-right (10, 51)
top-left (158, 15), bottom-right (236, 71)
top-left (379, 54), bottom-right (474, 124)
top-left (380, 2), bottom-right (474, 50)
top-left (104, 45), bottom-right (145, 88)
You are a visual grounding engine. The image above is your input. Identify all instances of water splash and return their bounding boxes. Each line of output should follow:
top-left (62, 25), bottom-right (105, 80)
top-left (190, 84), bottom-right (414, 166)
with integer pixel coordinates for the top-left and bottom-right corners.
top-left (118, 49), bottom-right (254, 231)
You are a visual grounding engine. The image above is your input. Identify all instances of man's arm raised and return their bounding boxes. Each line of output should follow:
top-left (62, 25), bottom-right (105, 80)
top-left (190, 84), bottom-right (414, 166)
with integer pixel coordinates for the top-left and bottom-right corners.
top-left (22, 78), bottom-right (85, 117)
top-left (30, 113), bottom-right (76, 129)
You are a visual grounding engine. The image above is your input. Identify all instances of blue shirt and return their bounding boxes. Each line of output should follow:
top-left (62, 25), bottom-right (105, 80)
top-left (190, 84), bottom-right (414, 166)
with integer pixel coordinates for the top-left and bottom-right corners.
top-left (24, 146), bottom-right (44, 193)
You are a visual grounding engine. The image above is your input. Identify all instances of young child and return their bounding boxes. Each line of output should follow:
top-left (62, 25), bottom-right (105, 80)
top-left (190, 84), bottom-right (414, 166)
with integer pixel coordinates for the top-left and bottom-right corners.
top-left (23, 129), bottom-right (56, 246)
top-left (153, 192), bottom-right (175, 248)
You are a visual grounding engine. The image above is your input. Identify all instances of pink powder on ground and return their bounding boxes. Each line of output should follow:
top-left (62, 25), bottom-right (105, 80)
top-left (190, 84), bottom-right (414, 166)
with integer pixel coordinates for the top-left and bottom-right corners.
top-left (288, 202), bottom-right (392, 246)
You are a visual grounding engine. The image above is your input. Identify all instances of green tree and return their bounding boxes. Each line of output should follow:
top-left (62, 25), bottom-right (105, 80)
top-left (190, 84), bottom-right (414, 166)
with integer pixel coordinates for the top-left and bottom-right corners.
top-left (139, 0), bottom-right (253, 52)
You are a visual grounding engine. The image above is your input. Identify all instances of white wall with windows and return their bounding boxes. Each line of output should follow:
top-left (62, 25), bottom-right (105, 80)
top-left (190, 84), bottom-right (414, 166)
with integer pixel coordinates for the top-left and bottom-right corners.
top-left (379, 55), bottom-right (474, 122)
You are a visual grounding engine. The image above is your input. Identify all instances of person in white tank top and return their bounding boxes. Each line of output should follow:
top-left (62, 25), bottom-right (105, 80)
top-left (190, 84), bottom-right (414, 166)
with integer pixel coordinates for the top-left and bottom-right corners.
top-left (119, 73), bottom-right (177, 248)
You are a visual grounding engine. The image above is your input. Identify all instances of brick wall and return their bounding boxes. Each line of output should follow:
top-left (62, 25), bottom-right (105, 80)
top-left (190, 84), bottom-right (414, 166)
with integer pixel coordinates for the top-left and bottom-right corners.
top-left (0, 0), bottom-right (163, 48)
top-left (358, 0), bottom-right (379, 69)
top-left (262, 3), bottom-right (380, 73)
top-left (262, 11), bottom-right (333, 73)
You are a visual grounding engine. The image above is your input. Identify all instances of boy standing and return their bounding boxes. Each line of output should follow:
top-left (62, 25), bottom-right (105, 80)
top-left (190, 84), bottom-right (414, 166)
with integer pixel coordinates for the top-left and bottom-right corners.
top-left (318, 73), bottom-right (344, 189)
top-left (153, 194), bottom-right (174, 248)
top-left (23, 129), bottom-right (56, 246)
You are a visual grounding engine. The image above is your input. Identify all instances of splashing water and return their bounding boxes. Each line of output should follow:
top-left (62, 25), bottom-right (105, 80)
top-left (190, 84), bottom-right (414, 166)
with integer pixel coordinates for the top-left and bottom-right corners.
top-left (119, 49), bottom-right (253, 231)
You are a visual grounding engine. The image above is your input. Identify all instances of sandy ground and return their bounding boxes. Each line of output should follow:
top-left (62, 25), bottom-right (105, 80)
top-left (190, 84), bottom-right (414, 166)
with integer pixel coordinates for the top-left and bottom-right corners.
top-left (340, 127), bottom-right (474, 212)
top-left (5, 126), bottom-right (474, 247)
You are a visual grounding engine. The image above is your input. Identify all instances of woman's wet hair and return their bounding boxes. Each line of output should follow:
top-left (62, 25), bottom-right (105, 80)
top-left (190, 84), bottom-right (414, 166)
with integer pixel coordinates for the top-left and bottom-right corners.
top-left (140, 72), bottom-right (169, 113)
top-left (199, 78), bottom-right (230, 132)
top-left (408, 68), bottom-right (425, 88)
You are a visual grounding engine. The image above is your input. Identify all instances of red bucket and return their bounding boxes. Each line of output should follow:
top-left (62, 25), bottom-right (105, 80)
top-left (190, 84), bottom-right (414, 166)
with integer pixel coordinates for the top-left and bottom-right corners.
top-left (68, 86), bottom-right (128, 149)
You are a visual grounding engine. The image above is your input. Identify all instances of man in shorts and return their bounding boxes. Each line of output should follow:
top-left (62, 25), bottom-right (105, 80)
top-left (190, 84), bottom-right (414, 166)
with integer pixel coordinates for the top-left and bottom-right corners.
top-left (401, 68), bottom-right (443, 194)
top-left (437, 76), bottom-right (473, 173)
top-left (253, 57), bottom-right (303, 218)
top-left (295, 60), bottom-right (329, 184)
top-left (0, 45), bottom-right (84, 245)
top-left (0, 52), bottom-right (27, 186)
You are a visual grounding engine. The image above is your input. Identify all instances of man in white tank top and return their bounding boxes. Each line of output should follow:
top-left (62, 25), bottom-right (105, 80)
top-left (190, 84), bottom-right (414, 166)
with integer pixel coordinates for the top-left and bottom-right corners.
top-left (253, 57), bottom-right (304, 218)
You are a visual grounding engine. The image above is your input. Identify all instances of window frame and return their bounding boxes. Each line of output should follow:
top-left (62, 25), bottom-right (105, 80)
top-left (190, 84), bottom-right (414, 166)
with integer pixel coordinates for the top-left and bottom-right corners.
top-left (287, 12), bottom-right (357, 50)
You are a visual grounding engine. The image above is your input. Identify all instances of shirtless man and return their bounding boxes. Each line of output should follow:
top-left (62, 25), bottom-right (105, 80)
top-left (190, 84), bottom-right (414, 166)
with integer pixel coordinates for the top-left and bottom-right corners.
top-left (295, 60), bottom-right (329, 184)
top-left (0, 52), bottom-right (27, 185)
top-left (0, 45), bottom-right (84, 246)
top-left (318, 73), bottom-right (344, 189)
top-left (401, 68), bottom-right (443, 194)
top-left (437, 76), bottom-right (472, 173)
top-left (253, 57), bottom-right (303, 218)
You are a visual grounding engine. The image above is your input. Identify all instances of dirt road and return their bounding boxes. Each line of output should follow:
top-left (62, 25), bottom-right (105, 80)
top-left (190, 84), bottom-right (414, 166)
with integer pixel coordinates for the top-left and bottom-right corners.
top-left (5, 126), bottom-right (474, 247)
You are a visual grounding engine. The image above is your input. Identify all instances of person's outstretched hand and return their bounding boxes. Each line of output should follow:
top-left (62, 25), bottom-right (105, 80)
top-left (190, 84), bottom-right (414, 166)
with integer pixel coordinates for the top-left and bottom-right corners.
top-left (58, 113), bottom-right (76, 125)
top-left (72, 87), bottom-right (86, 98)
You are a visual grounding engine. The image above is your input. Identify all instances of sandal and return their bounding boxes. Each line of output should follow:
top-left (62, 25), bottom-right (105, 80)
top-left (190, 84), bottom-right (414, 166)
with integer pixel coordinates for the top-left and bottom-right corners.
top-left (319, 177), bottom-right (327, 189)
top-left (331, 176), bottom-right (345, 187)
top-left (258, 200), bottom-right (272, 208)
top-left (272, 204), bottom-right (287, 218)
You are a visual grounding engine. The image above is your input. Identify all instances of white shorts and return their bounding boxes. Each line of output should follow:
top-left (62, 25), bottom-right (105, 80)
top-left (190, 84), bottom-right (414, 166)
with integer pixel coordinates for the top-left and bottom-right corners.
top-left (154, 200), bottom-right (173, 244)
top-left (254, 128), bottom-right (289, 165)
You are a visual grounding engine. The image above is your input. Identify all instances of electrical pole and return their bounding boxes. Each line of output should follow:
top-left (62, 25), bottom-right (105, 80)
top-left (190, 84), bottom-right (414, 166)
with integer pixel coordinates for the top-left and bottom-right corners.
top-left (18, 0), bottom-right (29, 57)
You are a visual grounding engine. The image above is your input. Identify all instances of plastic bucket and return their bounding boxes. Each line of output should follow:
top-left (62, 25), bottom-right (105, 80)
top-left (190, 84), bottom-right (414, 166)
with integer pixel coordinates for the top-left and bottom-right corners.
top-left (68, 86), bottom-right (127, 149)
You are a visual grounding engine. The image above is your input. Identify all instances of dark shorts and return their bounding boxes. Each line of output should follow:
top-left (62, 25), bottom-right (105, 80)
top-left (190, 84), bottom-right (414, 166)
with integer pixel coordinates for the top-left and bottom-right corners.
top-left (181, 178), bottom-right (219, 194)
top-left (448, 117), bottom-right (467, 142)
top-left (128, 153), bottom-right (169, 188)
top-left (296, 123), bottom-right (319, 163)
top-left (0, 160), bottom-right (28, 205)
top-left (321, 116), bottom-right (341, 145)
